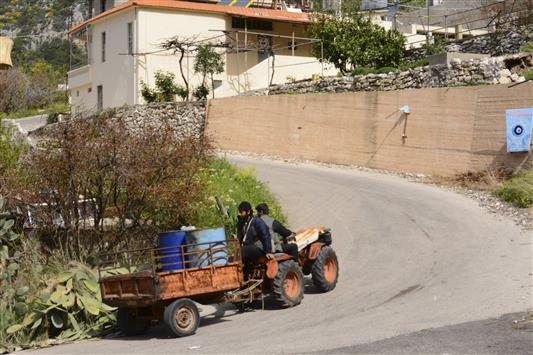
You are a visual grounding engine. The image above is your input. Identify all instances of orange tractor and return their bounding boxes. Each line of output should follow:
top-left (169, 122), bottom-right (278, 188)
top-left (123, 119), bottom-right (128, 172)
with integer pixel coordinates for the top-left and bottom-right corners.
top-left (98, 227), bottom-right (339, 337)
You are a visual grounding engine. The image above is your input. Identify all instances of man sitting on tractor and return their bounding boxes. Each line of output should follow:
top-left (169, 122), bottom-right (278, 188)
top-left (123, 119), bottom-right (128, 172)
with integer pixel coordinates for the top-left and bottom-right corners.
top-left (255, 203), bottom-right (299, 261)
top-left (237, 201), bottom-right (274, 275)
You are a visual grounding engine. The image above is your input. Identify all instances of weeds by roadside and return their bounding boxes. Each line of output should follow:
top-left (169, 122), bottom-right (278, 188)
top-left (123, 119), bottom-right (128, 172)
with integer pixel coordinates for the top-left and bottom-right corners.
top-left (494, 171), bottom-right (533, 208)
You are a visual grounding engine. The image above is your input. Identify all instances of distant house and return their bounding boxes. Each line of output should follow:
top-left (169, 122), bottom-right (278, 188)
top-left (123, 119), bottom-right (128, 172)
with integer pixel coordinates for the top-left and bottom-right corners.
top-left (68, 0), bottom-right (334, 113)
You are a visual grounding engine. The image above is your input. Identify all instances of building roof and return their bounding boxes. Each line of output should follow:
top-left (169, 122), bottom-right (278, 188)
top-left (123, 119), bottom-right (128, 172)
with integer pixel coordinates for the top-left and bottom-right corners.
top-left (69, 0), bottom-right (310, 33)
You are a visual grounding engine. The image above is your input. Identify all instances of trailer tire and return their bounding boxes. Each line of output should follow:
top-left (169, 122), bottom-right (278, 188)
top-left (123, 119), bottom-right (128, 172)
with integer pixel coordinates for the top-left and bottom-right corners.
top-left (164, 298), bottom-right (199, 337)
top-left (273, 260), bottom-right (304, 308)
top-left (311, 246), bottom-right (339, 292)
top-left (117, 308), bottom-right (150, 337)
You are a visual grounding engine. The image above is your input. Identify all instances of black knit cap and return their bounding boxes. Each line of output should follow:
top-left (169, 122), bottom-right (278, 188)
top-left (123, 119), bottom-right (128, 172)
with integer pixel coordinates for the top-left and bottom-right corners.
top-left (255, 203), bottom-right (269, 214)
top-left (238, 201), bottom-right (252, 212)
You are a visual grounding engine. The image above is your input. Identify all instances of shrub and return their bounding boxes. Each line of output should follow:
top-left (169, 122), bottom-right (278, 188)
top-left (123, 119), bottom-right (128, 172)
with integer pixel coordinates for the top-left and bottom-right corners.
top-left (140, 71), bottom-right (188, 103)
top-left (0, 122), bottom-right (25, 173)
top-left (189, 159), bottom-right (286, 234)
top-left (494, 171), bottom-right (533, 208)
top-left (193, 85), bottom-right (209, 101)
top-left (1, 110), bottom-right (212, 260)
top-left (140, 81), bottom-right (158, 104)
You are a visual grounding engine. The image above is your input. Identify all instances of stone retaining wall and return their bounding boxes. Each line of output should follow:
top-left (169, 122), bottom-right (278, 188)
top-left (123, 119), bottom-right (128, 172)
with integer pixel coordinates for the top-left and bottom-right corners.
top-left (265, 53), bottom-right (531, 95)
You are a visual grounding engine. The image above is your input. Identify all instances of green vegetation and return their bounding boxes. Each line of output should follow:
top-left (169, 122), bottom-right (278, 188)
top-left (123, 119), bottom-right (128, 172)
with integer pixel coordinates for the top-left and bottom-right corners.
top-left (0, 122), bottom-right (26, 173)
top-left (0, 101), bottom-right (68, 120)
top-left (494, 171), bottom-right (533, 208)
top-left (190, 158), bottom-right (286, 235)
top-left (520, 42), bottom-right (533, 53)
top-left (421, 36), bottom-right (447, 55)
top-left (193, 44), bottom-right (225, 99)
top-left (141, 71), bottom-right (188, 103)
top-left (522, 69), bottom-right (533, 81)
top-left (0, 198), bottom-right (115, 353)
top-left (308, 11), bottom-right (406, 75)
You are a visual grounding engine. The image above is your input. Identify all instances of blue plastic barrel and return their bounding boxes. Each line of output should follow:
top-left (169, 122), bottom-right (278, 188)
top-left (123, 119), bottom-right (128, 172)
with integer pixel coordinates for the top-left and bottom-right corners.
top-left (185, 227), bottom-right (228, 268)
top-left (158, 231), bottom-right (186, 272)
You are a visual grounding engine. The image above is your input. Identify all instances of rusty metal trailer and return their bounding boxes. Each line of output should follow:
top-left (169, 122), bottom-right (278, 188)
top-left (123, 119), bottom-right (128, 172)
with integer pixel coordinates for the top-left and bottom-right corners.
top-left (98, 228), bottom-right (339, 337)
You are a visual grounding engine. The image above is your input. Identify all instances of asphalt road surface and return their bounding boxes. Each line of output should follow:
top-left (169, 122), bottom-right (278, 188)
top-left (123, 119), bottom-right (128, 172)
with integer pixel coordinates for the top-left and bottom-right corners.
top-left (30, 157), bottom-right (532, 354)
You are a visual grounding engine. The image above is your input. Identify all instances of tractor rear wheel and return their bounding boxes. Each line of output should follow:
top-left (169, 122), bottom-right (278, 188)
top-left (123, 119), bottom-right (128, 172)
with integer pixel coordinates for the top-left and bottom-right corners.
top-left (117, 308), bottom-right (150, 337)
top-left (164, 298), bottom-right (199, 337)
top-left (311, 246), bottom-right (339, 292)
top-left (273, 260), bottom-right (304, 307)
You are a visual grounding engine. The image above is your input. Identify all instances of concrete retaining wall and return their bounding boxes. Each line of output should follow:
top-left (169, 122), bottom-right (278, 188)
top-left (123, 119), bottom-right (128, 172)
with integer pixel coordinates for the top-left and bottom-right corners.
top-left (206, 82), bottom-right (533, 175)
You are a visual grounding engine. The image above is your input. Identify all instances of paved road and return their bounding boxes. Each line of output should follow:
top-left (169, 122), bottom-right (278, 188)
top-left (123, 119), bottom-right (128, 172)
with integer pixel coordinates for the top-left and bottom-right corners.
top-left (31, 157), bottom-right (532, 354)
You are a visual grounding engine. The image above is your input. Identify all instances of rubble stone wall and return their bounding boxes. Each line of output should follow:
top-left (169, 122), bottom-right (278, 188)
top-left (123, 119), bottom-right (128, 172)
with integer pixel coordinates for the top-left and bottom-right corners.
top-left (264, 53), bottom-right (531, 96)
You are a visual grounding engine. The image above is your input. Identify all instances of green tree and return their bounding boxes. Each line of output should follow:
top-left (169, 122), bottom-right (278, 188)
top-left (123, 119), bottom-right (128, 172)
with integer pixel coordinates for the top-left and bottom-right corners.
top-left (308, 12), bottom-right (406, 74)
top-left (193, 44), bottom-right (224, 99)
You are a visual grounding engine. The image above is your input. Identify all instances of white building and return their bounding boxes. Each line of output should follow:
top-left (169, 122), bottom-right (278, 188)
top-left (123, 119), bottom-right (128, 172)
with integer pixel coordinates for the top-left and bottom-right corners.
top-left (68, 0), bottom-right (334, 113)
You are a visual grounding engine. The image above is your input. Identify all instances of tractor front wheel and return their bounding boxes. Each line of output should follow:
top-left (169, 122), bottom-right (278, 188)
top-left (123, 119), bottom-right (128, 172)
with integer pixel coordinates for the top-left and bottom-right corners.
top-left (311, 246), bottom-right (339, 292)
top-left (164, 298), bottom-right (200, 337)
top-left (273, 260), bottom-right (304, 307)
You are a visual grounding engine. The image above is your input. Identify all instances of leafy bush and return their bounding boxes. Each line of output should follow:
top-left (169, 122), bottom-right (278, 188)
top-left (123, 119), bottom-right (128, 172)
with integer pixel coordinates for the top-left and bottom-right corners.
top-left (189, 159), bottom-right (286, 234)
top-left (140, 81), bottom-right (158, 104)
top-left (140, 71), bottom-right (188, 103)
top-left (193, 85), bottom-right (210, 101)
top-left (494, 171), bottom-right (533, 208)
top-left (308, 12), bottom-right (405, 75)
top-left (1, 110), bottom-right (211, 260)
top-left (421, 36), bottom-right (447, 56)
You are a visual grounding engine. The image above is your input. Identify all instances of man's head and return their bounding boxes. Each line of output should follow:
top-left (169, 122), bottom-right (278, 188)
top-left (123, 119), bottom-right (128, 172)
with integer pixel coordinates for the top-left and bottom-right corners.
top-left (238, 201), bottom-right (253, 219)
top-left (255, 203), bottom-right (269, 216)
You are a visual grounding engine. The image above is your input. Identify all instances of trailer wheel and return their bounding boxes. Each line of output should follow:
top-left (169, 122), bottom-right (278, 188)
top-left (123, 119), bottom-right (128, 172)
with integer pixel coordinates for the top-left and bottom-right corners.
top-left (273, 260), bottom-right (304, 307)
top-left (164, 298), bottom-right (199, 337)
top-left (117, 308), bottom-right (150, 337)
top-left (312, 246), bottom-right (339, 292)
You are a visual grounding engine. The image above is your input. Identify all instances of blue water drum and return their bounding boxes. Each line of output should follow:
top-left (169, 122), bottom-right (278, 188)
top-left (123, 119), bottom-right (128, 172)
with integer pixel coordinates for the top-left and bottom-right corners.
top-left (158, 231), bottom-right (187, 272)
top-left (185, 227), bottom-right (228, 268)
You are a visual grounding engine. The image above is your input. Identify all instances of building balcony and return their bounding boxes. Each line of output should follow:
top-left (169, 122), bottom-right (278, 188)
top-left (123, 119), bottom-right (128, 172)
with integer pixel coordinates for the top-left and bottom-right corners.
top-left (68, 65), bottom-right (92, 89)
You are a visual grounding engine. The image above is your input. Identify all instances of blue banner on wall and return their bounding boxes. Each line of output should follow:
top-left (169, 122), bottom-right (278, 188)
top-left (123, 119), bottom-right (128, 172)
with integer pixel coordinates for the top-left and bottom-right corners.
top-left (506, 108), bottom-right (533, 153)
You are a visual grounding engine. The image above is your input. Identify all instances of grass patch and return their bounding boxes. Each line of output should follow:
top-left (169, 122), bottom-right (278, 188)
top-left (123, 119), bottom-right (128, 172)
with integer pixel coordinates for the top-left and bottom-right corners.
top-left (191, 158), bottom-right (286, 235)
top-left (0, 101), bottom-right (69, 120)
top-left (522, 68), bottom-right (533, 81)
top-left (520, 42), bottom-right (533, 53)
top-left (494, 171), bottom-right (533, 208)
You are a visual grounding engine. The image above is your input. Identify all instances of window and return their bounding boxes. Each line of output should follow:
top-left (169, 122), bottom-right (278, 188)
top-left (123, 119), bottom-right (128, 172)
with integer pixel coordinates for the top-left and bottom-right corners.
top-left (101, 32), bottom-right (106, 62)
top-left (127, 22), bottom-right (134, 55)
top-left (100, 0), bottom-right (107, 13)
top-left (231, 17), bottom-right (273, 31)
top-left (97, 85), bottom-right (103, 111)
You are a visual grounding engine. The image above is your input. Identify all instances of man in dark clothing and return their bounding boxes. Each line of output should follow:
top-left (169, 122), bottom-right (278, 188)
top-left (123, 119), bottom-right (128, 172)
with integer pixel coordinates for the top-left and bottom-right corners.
top-left (255, 203), bottom-right (299, 261)
top-left (237, 201), bottom-right (274, 271)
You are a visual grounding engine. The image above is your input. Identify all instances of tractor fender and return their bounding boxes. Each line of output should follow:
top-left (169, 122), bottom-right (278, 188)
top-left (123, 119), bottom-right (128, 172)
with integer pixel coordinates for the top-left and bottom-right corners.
top-left (307, 242), bottom-right (325, 261)
top-left (266, 259), bottom-right (279, 279)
